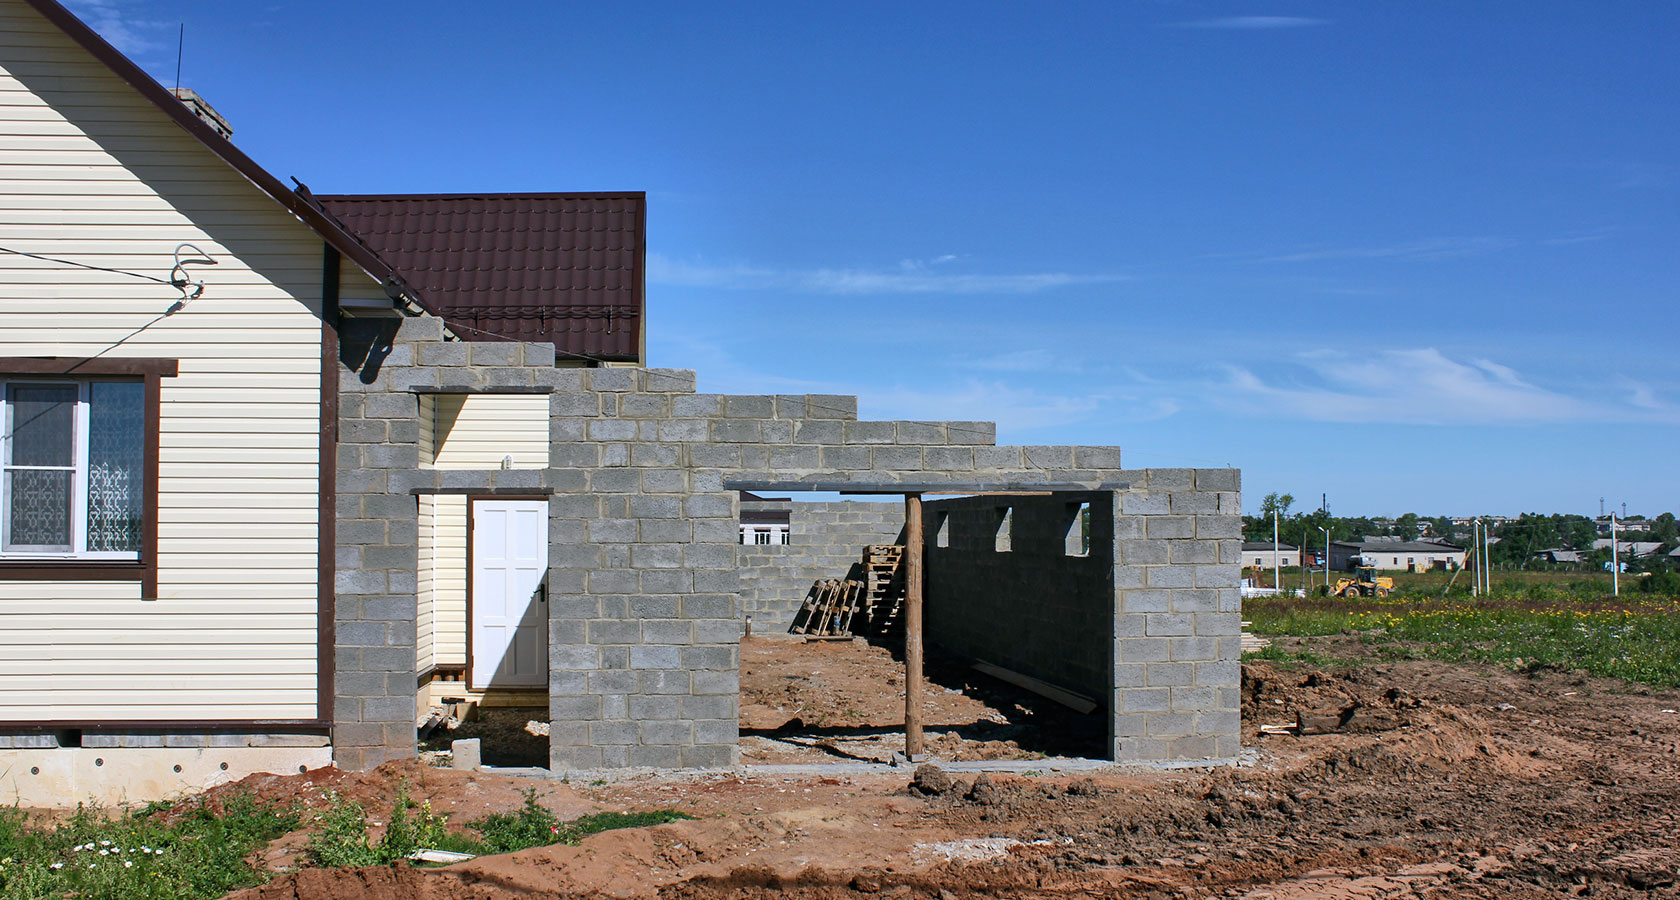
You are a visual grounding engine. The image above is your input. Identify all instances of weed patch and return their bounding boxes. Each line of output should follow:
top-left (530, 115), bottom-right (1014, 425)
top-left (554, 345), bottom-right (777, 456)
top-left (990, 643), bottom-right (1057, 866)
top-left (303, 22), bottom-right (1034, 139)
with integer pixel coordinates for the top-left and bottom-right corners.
top-left (307, 787), bottom-right (692, 865)
top-left (1246, 592), bottom-right (1680, 687)
top-left (0, 793), bottom-right (296, 900)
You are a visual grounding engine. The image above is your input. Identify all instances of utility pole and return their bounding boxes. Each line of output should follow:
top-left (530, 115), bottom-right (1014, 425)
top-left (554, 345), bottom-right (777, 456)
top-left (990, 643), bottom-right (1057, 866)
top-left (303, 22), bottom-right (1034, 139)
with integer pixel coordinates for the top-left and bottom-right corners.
top-left (1318, 526), bottom-right (1330, 592)
top-left (1483, 520), bottom-right (1491, 596)
top-left (1272, 511), bottom-right (1281, 595)
top-left (1611, 514), bottom-right (1619, 597)
top-left (1471, 520), bottom-right (1480, 597)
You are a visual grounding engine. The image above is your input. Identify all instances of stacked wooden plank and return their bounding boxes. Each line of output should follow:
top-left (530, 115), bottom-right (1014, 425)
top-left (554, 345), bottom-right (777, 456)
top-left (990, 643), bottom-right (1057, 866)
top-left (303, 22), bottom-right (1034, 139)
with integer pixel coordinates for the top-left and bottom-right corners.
top-left (861, 544), bottom-right (906, 636)
top-left (789, 578), bottom-right (867, 637)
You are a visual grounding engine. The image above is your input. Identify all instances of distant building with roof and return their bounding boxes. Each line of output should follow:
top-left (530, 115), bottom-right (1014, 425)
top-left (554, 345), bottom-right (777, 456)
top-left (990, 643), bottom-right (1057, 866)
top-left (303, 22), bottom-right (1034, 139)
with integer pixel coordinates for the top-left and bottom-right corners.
top-left (1591, 539), bottom-right (1665, 559)
top-left (1329, 538), bottom-right (1466, 573)
top-left (1531, 548), bottom-right (1583, 565)
top-left (1241, 541), bottom-right (1299, 569)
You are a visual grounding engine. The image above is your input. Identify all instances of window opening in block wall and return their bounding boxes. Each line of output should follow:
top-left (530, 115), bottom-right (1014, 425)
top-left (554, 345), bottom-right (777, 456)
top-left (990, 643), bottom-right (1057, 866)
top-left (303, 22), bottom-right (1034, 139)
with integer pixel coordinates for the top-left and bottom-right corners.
top-left (994, 506), bottom-right (1012, 552)
top-left (1066, 501), bottom-right (1090, 557)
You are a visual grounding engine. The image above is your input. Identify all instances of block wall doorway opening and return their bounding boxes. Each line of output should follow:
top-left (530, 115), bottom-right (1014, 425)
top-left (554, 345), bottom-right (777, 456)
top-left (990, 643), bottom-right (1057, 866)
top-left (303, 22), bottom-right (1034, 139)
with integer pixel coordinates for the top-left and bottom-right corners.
top-left (415, 495), bottom-right (552, 769)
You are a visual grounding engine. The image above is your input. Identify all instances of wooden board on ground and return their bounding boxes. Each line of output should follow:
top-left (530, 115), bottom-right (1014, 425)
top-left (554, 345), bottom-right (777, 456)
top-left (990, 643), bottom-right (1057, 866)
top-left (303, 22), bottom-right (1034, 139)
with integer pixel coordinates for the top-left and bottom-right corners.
top-left (972, 659), bottom-right (1099, 714)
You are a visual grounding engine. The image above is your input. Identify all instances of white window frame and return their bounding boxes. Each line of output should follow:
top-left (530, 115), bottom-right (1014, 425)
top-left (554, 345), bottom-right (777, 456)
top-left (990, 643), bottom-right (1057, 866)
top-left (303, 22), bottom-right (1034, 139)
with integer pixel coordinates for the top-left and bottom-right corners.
top-left (0, 378), bottom-right (140, 561)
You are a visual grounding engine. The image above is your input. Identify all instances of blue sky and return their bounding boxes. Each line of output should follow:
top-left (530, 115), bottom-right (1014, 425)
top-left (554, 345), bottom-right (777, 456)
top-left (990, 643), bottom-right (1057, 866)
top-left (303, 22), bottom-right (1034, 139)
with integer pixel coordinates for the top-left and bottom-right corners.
top-left (71, 1), bottom-right (1679, 518)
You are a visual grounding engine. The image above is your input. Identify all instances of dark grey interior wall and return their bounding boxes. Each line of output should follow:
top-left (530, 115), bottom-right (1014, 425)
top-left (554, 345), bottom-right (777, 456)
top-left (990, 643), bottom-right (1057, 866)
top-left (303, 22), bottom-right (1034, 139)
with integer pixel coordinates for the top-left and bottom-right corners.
top-left (924, 493), bottom-right (1114, 705)
top-left (737, 500), bottom-right (905, 629)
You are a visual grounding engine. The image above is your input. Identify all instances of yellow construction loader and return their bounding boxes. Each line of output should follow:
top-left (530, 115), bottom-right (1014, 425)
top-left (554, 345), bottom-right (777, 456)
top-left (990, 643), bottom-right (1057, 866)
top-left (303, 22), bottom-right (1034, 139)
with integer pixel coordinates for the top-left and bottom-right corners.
top-left (1332, 565), bottom-right (1395, 598)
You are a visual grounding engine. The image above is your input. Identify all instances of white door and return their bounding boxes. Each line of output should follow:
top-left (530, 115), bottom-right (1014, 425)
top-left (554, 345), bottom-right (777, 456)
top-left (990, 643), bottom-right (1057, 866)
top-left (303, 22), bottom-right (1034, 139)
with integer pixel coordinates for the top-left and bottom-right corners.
top-left (470, 499), bottom-right (548, 690)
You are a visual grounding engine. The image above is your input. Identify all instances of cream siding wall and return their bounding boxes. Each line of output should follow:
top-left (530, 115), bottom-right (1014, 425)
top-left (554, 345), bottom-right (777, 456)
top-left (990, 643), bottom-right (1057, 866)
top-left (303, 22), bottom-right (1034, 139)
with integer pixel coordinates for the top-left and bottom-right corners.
top-left (416, 495), bottom-right (436, 674)
top-left (425, 394), bottom-right (549, 470)
top-left (0, 1), bottom-right (366, 722)
top-left (430, 495), bottom-right (467, 667)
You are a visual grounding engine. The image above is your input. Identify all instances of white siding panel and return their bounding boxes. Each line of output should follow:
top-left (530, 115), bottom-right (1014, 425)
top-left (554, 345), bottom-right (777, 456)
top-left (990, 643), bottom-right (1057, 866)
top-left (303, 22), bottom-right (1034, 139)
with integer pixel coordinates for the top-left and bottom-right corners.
top-left (0, 582), bottom-right (315, 720)
top-left (429, 395), bottom-right (549, 470)
top-left (416, 494), bottom-right (436, 674)
top-left (432, 495), bottom-right (467, 666)
top-left (0, 4), bottom-right (366, 723)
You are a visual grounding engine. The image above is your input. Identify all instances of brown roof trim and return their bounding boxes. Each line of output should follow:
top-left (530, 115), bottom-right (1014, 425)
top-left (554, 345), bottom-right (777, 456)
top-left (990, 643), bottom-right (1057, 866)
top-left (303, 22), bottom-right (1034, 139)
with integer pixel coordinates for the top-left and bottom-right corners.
top-left (315, 191), bottom-right (647, 202)
top-left (17, 0), bottom-right (438, 320)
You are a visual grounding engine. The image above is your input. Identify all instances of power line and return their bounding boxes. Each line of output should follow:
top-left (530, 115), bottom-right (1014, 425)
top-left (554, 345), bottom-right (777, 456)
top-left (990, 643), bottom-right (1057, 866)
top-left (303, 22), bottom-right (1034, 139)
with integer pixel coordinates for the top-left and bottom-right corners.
top-left (0, 244), bottom-right (177, 286)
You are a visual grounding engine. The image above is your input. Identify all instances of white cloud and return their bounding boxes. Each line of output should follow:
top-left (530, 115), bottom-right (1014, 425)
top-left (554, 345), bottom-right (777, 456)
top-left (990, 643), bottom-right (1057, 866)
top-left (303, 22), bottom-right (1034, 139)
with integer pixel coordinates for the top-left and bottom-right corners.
top-left (960, 348), bottom-right (1063, 372)
top-left (1257, 236), bottom-right (1518, 264)
top-left (1220, 348), bottom-right (1679, 425)
top-left (648, 253), bottom-right (1121, 295)
top-left (1172, 16), bottom-right (1328, 29)
top-left (863, 380), bottom-right (1106, 433)
top-left (65, 1), bottom-right (169, 57)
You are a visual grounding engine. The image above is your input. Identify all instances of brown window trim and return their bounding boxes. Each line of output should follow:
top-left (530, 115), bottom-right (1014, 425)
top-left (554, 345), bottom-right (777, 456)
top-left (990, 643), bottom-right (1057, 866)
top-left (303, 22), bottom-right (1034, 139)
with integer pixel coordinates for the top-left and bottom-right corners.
top-left (0, 357), bottom-right (175, 597)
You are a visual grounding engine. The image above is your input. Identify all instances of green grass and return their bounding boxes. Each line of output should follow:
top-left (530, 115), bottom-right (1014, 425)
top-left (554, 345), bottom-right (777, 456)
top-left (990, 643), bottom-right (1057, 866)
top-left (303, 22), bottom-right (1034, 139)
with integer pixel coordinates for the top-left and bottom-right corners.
top-left (0, 793), bottom-right (298, 900)
top-left (1240, 643), bottom-right (1336, 669)
top-left (1245, 591), bottom-right (1680, 687)
top-left (307, 787), bottom-right (693, 867)
top-left (0, 787), bottom-right (694, 900)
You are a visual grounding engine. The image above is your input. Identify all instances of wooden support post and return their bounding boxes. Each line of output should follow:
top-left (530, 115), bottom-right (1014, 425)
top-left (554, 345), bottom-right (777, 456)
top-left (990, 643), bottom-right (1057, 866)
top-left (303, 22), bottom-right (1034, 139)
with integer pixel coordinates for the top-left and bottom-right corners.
top-left (904, 492), bottom-right (924, 760)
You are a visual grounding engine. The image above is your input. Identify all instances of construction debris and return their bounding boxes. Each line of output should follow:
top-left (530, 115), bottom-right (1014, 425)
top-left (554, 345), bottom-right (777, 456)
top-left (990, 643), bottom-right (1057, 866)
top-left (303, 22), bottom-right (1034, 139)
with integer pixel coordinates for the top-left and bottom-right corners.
top-left (789, 544), bottom-right (908, 638)
top-left (789, 578), bottom-right (867, 636)
top-left (972, 659), bottom-right (1099, 714)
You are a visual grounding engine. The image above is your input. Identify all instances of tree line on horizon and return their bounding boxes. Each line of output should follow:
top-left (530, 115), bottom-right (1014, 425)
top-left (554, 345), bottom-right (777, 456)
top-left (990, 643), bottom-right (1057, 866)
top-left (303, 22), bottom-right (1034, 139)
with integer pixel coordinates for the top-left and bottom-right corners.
top-left (1242, 492), bottom-right (1679, 571)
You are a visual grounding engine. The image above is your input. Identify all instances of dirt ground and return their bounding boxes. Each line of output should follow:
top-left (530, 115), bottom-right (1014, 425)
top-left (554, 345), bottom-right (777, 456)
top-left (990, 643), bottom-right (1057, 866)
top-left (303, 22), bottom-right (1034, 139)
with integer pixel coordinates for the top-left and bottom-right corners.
top-left (425, 635), bottom-right (1104, 768)
top-left (217, 635), bottom-right (1680, 899)
top-left (738, 635), bottom-right (1104, 763)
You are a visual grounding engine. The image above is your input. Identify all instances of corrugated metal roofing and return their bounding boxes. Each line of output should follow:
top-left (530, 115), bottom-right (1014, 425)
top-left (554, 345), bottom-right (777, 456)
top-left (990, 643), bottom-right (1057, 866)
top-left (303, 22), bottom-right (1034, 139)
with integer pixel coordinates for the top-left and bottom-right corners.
top-left (317, 193), bottom-right (646, 362)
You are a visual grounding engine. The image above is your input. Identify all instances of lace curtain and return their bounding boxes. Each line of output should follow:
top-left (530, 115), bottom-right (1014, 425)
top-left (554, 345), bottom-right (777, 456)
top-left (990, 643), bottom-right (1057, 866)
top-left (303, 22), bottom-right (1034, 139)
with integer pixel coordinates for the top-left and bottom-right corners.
top-left (87, 381), bottom-right (143, 552)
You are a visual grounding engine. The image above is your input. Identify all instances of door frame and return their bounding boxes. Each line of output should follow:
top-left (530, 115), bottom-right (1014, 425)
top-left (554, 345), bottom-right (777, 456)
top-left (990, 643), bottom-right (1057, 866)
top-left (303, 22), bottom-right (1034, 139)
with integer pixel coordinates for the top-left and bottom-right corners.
top-left (465, 494), bottom-right (550, 691)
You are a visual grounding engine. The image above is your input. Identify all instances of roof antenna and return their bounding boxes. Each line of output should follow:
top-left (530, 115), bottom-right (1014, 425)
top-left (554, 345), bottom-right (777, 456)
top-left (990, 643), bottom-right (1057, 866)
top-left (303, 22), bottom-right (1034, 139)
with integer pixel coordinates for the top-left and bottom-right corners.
top-left (174, 24), bottom-right (184, 92)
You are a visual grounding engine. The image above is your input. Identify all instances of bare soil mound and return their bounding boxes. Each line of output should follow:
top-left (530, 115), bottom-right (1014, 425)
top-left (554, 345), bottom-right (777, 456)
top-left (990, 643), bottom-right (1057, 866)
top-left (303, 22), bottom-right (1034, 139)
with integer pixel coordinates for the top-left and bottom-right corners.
top-left (217, 650), bottom-right (1680, 900)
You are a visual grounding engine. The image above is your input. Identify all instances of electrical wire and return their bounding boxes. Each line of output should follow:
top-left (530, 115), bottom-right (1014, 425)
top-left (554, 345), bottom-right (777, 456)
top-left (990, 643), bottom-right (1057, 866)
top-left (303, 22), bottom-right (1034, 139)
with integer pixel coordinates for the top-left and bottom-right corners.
top-left (0, 244), bottom-right (178, 286)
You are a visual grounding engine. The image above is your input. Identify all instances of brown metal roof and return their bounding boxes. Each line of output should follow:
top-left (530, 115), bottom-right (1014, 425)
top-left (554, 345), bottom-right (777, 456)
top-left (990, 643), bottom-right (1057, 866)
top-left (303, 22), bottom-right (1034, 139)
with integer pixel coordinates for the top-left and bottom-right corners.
top-left (17, 0), bottom-right (432, 321)
top-left (316, 193), bottom-right (646, 362)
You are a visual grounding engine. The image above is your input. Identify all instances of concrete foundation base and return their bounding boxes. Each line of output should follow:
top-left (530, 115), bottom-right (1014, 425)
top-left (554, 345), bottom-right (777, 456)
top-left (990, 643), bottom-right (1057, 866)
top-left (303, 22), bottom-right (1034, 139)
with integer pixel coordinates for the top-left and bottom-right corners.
top-left (0, 747), bottom-right (334, 807)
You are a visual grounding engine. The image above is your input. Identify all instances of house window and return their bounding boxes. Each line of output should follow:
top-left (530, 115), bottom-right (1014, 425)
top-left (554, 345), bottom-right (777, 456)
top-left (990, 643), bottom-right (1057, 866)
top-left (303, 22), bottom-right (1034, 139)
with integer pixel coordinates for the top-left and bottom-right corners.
top-left (2, 380), bottom-right (144, 558)
top-left (753, 529), bottom-right (771, 545)
top-left (777, 528), bottom-right (789, 545)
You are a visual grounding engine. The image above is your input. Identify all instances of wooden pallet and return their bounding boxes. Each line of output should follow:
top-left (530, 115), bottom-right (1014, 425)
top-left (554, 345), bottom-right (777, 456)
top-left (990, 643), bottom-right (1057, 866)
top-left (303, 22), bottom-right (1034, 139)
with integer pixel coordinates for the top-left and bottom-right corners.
top-left (789, 578), bottom-right (867, 637)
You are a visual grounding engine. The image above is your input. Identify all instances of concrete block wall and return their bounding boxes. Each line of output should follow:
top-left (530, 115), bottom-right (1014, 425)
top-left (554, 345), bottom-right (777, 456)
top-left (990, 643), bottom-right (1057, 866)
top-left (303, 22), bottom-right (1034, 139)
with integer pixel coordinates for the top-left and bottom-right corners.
top-left (335, 316), bottom-right (565, 770)
top-left (1110, 468), bottom-right (1244, 761)
top-left (738, 500), bottom-right (906, 628)
top-left (924, 492), bottom-right (1114, 704)
top-left (334, 320), bottom-right (1241, 770)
